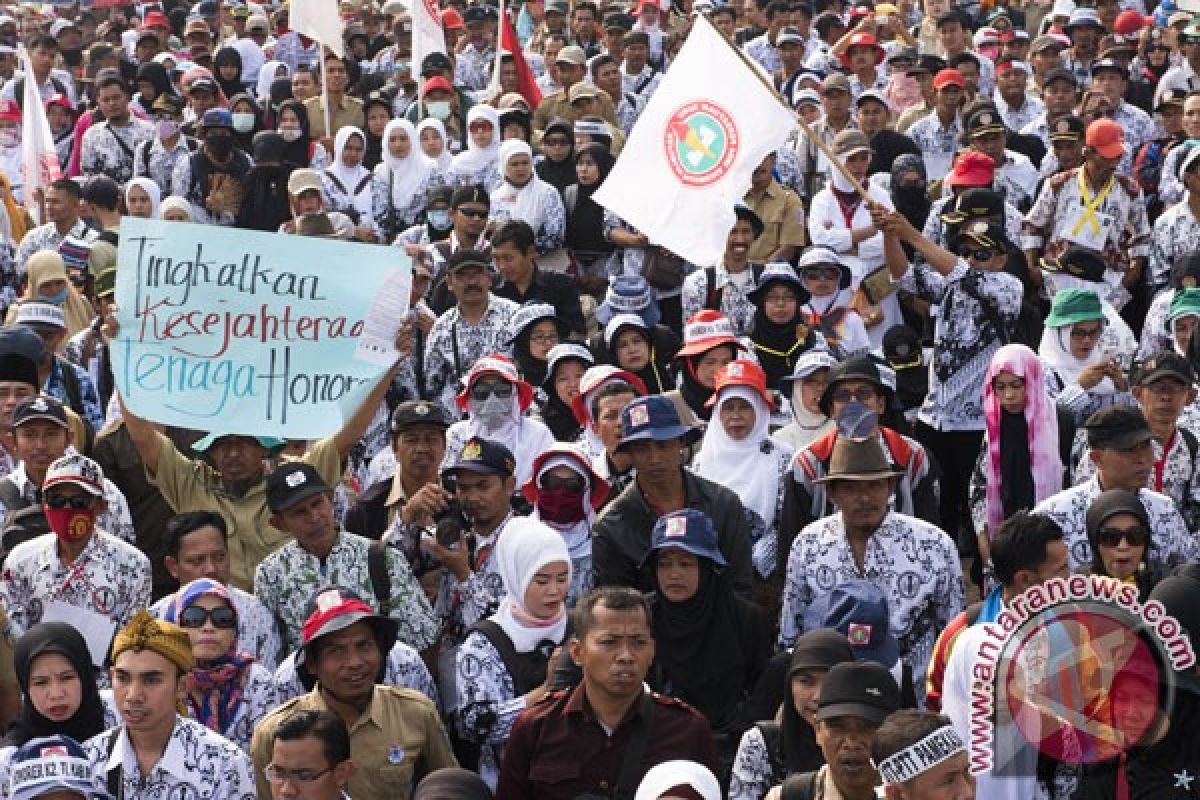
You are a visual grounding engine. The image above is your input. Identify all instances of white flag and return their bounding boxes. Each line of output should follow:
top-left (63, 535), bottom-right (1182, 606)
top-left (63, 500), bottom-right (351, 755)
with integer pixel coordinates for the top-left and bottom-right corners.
top-left (412, 0), bottom-right (448, 87)
top-left (19, 46), bottom-right (61, 219)
top-left (290, 0), bottom-right (346, 56)
top-left (594, 15), bottom-right (794, 266)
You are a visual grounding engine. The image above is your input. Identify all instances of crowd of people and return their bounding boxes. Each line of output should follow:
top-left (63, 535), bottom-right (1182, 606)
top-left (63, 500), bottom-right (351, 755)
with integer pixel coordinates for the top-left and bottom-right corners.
top-left (0, 0), bottom-right (1197, 798)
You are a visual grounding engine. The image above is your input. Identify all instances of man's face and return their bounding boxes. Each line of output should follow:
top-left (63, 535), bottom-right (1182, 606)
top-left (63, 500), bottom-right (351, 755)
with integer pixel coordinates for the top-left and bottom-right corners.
top-left (447, 263), bottom-right (490, 305)
top-left (625, 42), bottom-right (648, 69)
top-left (1052, 137), bottom-right (1084, 170)
top-left (557, 62), bottom-right (584, 88)
top-left (190, 88), bottom-right (217, 115)
top-left (135, 38), bottom-right (160, 64)
top-left (595, 392), bottom-right (635, 451)
top-left (1092, 70), bottom-right (1125, 104)
top-left (1090, 441), bottom-right (1155, 492)
top-left (30, 45), bottom-right (55, 74)
top-left (1043, 79), bottom-right (1076, 115)
top-left (454, 470), bottom-right (515, 528)
top-left (167, 525), bottom-right (230, 584)
top-left (312, 621), bottom-right (381, 707)
top-left (1135, 377), bottom-right (1196, 432)
top-left (895, 752), bottom-right (974, 800)
top-left (816, 716), bottom-right (881, 794)
top-left (97, 84), bottom-right (130, 123)
top-left (292, 72), bottom-right (318, 100)
top-left (1032, 47), bottom-right (1062, 74)
top-left (573, 9), bottom-right (596, 38)
top-left (569, 604), bottom-right (655, 701)
top-left (1183, 96), bottom-right (1200, 138)
top-left (269, 735), bottom-right (353, 800)
top-left (847, 45), bottom-right (876, 73)
top-left (751, 154), bottom-right (775, 188)
top-left (13, 419), bottom-right (68, 477)
top-left (998, 67), bottom-right (1026, 100)
top-left (595, 62), bottom-right (621, 94)
top-left (626, 437), bottom-right (683, 487)
top-left (271, 492), bottom-right (336, 552)
top-left (971, 130), bottom-right (1006, 164)
top-left (395, 425), bottom-right (446, 482)
top-left (712, 11), bottom-right (737, 38)
top-left (208, 435), bottom-right (267, 483)
top-left (1161, 104), bottom-right (1185, 136)
top-left (823, 88), bottom-right (851, 116)
top-left (44, 187), bottom-right (74, 223)
top-left (935, 84), bottom-right (963, 115)
top-left (726, 219), bottom-right (756, 260)
top-left (857, 100), bottom-right (888, 134)
top-left (0, 382), bottom-right (35, 426)
top-left (111, 649), bottom-right (185, 735)
top-left (938, 22), bottom-right (966, 53)
top-left (325, 60), bottom-right (349, 93)
top-left (1071, 26), bottom-right (1100, 54)
top-left (780, 40), bottom-right (805, 71)
top-left (493, 240), bottom-right (535, 285)
top-left (827, 478), bottom-right (893, 530)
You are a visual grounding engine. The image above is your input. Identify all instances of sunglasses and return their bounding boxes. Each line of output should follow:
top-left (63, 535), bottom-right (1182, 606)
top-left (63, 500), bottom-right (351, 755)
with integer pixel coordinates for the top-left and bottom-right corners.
top-left (179, 605), bottom-right (238, 630)
top-left (831, 388), bottom-right (878, 404)
top-left (803, 266), bottom-right (841, 281)
top-left (44, 494), bottom-right (94, 510)
top-left (471, 382), bottom-right (514, 401)
top-left (959, 248), bottom-right (996, 262)
top-left (540, 475), bottom-right (585, 492)
top-left (1095, 526), bottom-right (1148, 548)
top-left (456, 207), bottom-right (489, 219)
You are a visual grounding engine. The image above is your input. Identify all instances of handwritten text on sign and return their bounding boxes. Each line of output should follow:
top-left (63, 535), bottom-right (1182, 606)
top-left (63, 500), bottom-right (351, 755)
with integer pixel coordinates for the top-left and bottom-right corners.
top-left (113, 218), bottom-right (411, 438)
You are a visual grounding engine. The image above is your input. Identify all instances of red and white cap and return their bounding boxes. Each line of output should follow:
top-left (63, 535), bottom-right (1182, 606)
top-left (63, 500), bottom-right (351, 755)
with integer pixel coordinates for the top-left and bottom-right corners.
top-left (42, 454), bottom-right (105, 497)
top-left (677, 310), bottom-right (745, 358)
top-left (571, 365), bottom-right (647, 427)
top-left (455, 354), bottom-right (534, 412)
top-left (0, 99), bottom-right (21, 123)
top-left (706, 359), bottom-right (775, 410)
top-left (521, 443), bottom-right (611, 510)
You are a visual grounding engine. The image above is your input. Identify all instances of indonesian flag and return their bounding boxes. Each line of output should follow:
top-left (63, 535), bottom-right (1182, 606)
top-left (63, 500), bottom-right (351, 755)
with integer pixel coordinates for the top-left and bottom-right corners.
top-left (290, 0), bottom-right (346, 56)
top-left (593, 15), bottom-right (793, 266)
top-left (489, 0), bottom-right (542, 109)
top-left (19, 46), bottom-right (61, 219)
top-left (412, 0), bottom-right (447, 91)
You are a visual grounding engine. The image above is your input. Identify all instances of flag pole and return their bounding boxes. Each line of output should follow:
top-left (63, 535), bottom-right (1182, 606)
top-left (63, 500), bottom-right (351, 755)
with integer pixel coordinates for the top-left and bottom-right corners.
top-left (704, 16), bottom-right (872, 204)
top-left (491, 0), bottom-right (506, 99)
top-left (319, 45), bottom-right (333, 141)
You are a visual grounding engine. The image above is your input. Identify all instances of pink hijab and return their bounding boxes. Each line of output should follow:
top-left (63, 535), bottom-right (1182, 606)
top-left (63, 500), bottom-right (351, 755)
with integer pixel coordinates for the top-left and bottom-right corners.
top-left (982, 344), bottom-right (1062, 535)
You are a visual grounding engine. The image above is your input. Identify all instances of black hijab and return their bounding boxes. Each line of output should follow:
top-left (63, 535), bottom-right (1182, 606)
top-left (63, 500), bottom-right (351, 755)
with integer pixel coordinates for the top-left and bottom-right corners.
top-left (213, 47), bottom-right (244, 100)
top-left (889, 154), bottom-right (931, 234)
top-left (678, 345), bottom-right (737, 421)
top-left (536, 118), bottom-right (577, 191)
top-left (134, 61), bottom-right (174, 106)
top-left (265, 77), bottom-right (294, 129)
top-left (542, 356), bottom-right (587, 442)
top-left (6, 623), bottom-right (106, 747)
top-left (228, 92), bottom-right (263, 153)
top-left (277, 98), bottom-right (314, 167)
top-left (749, 279), bottom-right (817, 389)
top-left (777, 631), bottom-right (854, 775)
top-left (363, 94), bottom-right (391, 170)
top-left (235, 132), bottom-right (295, 232)
top-left (565, 142), bottom-right (615, 254)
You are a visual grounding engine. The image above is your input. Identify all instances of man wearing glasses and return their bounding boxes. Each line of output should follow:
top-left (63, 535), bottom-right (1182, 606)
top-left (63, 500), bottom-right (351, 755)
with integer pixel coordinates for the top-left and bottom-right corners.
top-left (265, 710), bottom-right (355, 800)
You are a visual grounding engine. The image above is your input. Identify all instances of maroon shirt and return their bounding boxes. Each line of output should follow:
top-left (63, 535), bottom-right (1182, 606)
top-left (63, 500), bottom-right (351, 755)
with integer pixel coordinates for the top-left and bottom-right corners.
top-left (495, 684), bottom-right (719, 799)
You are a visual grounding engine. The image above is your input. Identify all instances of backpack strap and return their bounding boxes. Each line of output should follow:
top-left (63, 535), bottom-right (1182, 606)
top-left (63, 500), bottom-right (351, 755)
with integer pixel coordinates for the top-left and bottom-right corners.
top-left (323, 168), bottom-right (349, 196)
top-left (755, 721), bottom-right (785, 785)
top-left (781, 769), bottom-right (820, 800)
top-left (106, 727), bottom-right (123, 800)
top-left (1178, 426), bottom-right (1199, 464)
top-left (367, 540), bottom-right (391, 615)
top-left (704, 266), bottom-right (720, 310)
top-left (472, 618), bottom-right (523, 684)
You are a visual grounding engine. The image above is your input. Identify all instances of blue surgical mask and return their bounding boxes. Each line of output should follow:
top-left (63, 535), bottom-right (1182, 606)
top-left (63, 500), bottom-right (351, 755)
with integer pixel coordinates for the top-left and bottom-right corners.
top-left (426, 101), bottom-right (452, 120)
top-left (428, 209), bottom-right (452, 230)
top-left (41, 288), bottom-right (68, 304)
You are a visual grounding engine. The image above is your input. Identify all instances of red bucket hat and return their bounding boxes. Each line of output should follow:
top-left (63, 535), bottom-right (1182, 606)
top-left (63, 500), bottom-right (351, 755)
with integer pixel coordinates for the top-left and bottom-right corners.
top-left (841, 32), bottom-right (885, 68)
top-left (570, 365), bottom-right (648, 427)
top-left (455, 354), bottom-right (535, 413)
top-left (676, 310), bottom-right (746, 359)
top-left (705, 359), bottom-right (775, 409)
top-left (520, 443), bottom-right (611, 510)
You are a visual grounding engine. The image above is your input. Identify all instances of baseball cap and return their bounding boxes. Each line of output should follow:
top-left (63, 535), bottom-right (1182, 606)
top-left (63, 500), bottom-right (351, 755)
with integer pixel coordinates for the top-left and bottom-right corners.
top-left (266, 462), bottom-right (331, 513)
top-left (1085, 406), bottom-right (1153, 451)
top-left (793, 87), bottom-right (820, 108)
top-left (1031, 34), bottom-right (1066, 54)
top-left (556, 45), bottom-right (587, 66)
top-left (421, 52), bottom-right (453, 75)
top-left (200, 107), bottom-right (233, 129)
top-left (644, 509), bottom-right (726, 567)
top-left (1040, 245), bottom-right (1105, 283)
top-left (1043, 67), bottom-right (1079, 88)
top-left (944, 150), bottom-right (996, 188)
top-left (815, 661), bottom-right (902, 724)
top-left (422, 76), bottom-right (454, 94)
top-left (932, 68), bottom-right (965, 90)
top-left (1090, 57), bottom-right (1127, 78)
top-left (15, 302), bottom-right (66, 331)
top-left (287, 168), bottom-right (323, 196)
top-left (446, 437), bottom-right (516, 477)
top-left (964, 106), bottom-right (1006, 137)
top-left (1135, 350), bottom-right (1195, 386)
top-left (12, 395), bottom-right (68, 431)
top-left (776, 25), bottom-right (805, 46)
top-left (855, 89), bottom-right (889, 109)
top-left (568, 82), bottom-right (601, 103)
top-left (0, 98), bottom-right (20, 123)
top-left (444, 248), bottom-right (491, 273)
top-left (833, 129), bottom-right (871, 158)
top-left (450, 184), bottom-right (490, 209)
top-left (906, 54), bottom-right (946, 76)
top-left (8, 736), bottom-right (103, 800)
top-left (94, 267), bottom-right (116, 299)
top-left (390, 400), bottom-right (449, 434)
top-left (822, 73), bottom-right (851, 94)
top-left (789, 629), bottom-right (854, 674)
top-left (42, 454), bottom-right (105, 498)
top-left (1158, 88), bottom-right (1189, 112)
top-left (809, 579), bottom-right (900, 668)
top-left (1048, 114), bottom-right (1085, 142)
top-left (1086, 118), bottom-right (1126, 159)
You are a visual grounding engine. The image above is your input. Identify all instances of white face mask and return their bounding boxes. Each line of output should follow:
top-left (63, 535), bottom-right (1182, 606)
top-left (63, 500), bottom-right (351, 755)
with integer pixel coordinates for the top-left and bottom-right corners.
top-left (279, 127), bottom-right (303, 142)
top-left (231, 112), bottom-right (256, 133)
top-left (474, 394), bottom-right (512, 431)
top-left (426, 101), bottom-right (452, 120)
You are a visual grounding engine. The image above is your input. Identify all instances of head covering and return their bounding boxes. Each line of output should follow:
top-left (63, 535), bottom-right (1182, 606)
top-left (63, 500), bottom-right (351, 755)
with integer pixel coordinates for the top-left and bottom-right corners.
top-left (453, 105), bottom-right (500, 178)
top-left (330, 126), bottom-right (371, 222)
top-left (159, 196), bottom-right (194, 221)
top-left (496, 139), bottom-right (547, 224)
top-left (1085, 488), bottom-right (1151, 576)
top-left (414, 768), bottom-right (494, 800)
top-left (111, 611), bottom-right (193, 715)
top-left (489, 518), bottom-right (571, 652)
top-left (378, 118), bottom-right (435, 215)
top-left (890, 153), bottom-right (930, 232)
top-left (416, 117), bottom-right (453, 171)
top-left (125, 177), bottom-right (161, 219)
top-left (982, 344), bottom-right (1063, 534)
top-left (24, 251), bottom-right (92, 341)
top-left (1039, 289), bottom-right (1117, 396)
top-left (747, 264), bottom-right (815, 387)
top-left (777, 629), bottom-right (855, 773)
top-left (212, 46), bottom-right (244, 100)
top-left (5, 624), bottom-right (105, 748)
top-left (276, 98), bottom-right (313, 166)
top-left (134, 60), bottom-right (175, 104)
top-left (634, 761), bottom-right (721, 800)
top-left (255, 60), bottom-right (288, 102)
top-left (161, 578), bottom-right (254, 735)
top-left (536, 118), bottom-right (577, 191)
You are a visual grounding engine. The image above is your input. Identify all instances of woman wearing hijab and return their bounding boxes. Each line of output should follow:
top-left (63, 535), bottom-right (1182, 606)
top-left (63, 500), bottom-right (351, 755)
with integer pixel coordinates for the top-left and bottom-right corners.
top-left (373, 119), bottom-right (441, 242)
top-left (729, 630), bottom-right (856, 799)
top-left (600, 314), bottom-right (678, 395)
top-left (646, 509), bottom-right (771, 775)
top-left (969, 344), bottom-right (1069, 575)
top-left (536, 118), bottom-right (577, 192)
top-left (491, 140), bottom-right (566, 255)
top-left (264, 77), bottom-right (294, 130)
top-left (124, 176), bottom-right (162, 219)
top-left (637, 761), bottom-right (722, 800)
top-left (8, 251), bottom-right (93, 340)
top-left (1085, 489), bottom-right (1160, 601)
top-left (669, 309), bottom-right (747, 425)
top-left (455, 518), bottom-right (572, 789)
top-left (323, 126), bottom-right (378, 241)
top-left (228, 92), bottom-right (264, 153)
top-left (160, 195), bottom-right (195, 222)
top-left (161, 578), bottom-right (277, 752)
top-left (508, 302), bottom-right (567, 388)
top-left (418, 117), bottom-right (454, 173)
top-left (452, 105), bottom-right (502, 190)
top-left (746, 263), bottom-right (819, 389)
top-left (213, 47), bottom-right (246, 100)
top-left (363, 93), bottom-right (392, 171)
top-left (414, 768), bottom-right (495, 800)
top-left (773, 349), bottom-right (839, 452)
top-left (236, 131), bottom-right (295, 232)
top-left (539, 343), bottom-right (593, 442)
top-left (564, 142), bottom-right (615, 283)
top-left (276, 98), bottom-right (328, 169)
top-left (522, 444), bottom-right (609, 605)
top-left (255, 60), bottom-right (289, 103)
top-left (694, 360), bottom-right (794, 580)
top-left (132, 61), bottom-right (176, 116)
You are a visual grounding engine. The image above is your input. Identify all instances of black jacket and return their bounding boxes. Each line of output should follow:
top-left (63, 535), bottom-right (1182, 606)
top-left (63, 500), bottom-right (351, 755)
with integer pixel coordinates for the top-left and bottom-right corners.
top-left (592, 469), bottom-right (755, 599)
top-left (868, 129), bottom-right (921, 177)
top-left (494, 267), bottom-right (587, 338)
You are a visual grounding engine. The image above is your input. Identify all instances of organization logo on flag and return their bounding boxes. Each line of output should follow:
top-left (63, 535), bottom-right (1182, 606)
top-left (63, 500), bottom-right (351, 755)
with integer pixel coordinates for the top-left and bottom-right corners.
top-left (664, 101), bottom-right (739, 187)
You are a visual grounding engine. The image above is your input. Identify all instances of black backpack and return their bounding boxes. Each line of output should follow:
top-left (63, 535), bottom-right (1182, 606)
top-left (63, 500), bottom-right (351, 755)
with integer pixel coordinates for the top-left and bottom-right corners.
top-left (0, 479), bottom-right (47, 565)
top-left (703, 264), bottom-right (764, 311)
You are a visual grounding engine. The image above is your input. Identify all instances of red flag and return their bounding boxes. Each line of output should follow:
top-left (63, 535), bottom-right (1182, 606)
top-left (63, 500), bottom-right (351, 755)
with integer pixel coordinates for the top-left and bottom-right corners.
top-left (499, 9), bottom-right (542, 109)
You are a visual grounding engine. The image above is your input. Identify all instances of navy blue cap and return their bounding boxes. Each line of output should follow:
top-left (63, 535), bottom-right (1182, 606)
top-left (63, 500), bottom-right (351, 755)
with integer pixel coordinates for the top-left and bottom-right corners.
top-left (616, 395), bottom-right (694, 452)
top-left (446, 436), bottom-right (515, 477)
top-left (808, 579), bottom-right (900, 668)
top-left (200, 107), bottom-right (233, 129)
top-left (596, 274), bottom-right (661, 328)
top-left (645, 509), bottom-right (726, 567)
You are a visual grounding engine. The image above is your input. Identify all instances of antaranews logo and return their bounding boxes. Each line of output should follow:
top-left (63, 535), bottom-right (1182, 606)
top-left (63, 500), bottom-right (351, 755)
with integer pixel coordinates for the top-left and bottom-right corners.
top-left (969, 575), bottom-right (1195, 777)
top-left (663, 101), bottom-right (740, 187)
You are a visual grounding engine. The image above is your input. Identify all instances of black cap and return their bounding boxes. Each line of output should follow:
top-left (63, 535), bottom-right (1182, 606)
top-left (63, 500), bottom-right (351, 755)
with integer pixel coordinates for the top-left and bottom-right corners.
top-left (964, 105), bottom-right (1007, 137)
top-left (1085, 406), bottom-right (1153, 451)
top-left (1148, 573), bottom-right (1200, 689)
top-left (1090, 57), bottom-right (1128, 78)
top-left (421, 52), bottom-right (453, 75)
top-left (1158, 87), bottom-right (1189, 112)
top-left (427, 184), bottom-right (453, 205)
top-left (463, 5), bottom-right (490, 23)
top-left (789, 629), bottom-right (855, 676)
top-left (940, 187), bottom-right (1005, 226)
top-left (188, 76), bottom-right (219, 94)
top-left (0, 328), bottom-right (45, 388)
top-left (815, 660), bottom-right (902, 724)
top-left (390, 400), bottom-right (450, 434)
top-left (1135, 350), bottom-right (1196, 386)
top-left (906, 53), bottom-right (946, 76)
top-left (604, 12), bottom-right (634, 30)
top-left (1048, 114), bottom-right (1086, 142)
top-left (266, 462), bottom-right (331, 513)
top-left (445, 248), bottom-right (492, 273)
top-left (446, 437), bottom-right (515, 477)
top-left (818, 354), bottom-right (894, 416)
top-left (1041, 245), bottom-right (1106, 283)
top-left (12, 395), bottom-right (68, 430)
top-left (1086, 488), bottom-right (1150, 546)
top-left (450, 183), bottom-right (490, 209)
top-left (1043, 67), bottom-right (1079, 88)
top-left (882, 325), bottom-right (923, 368)
top-left (950, 217), bottom-right (1010, 252)
top-left (935, 9), bottom-right (966, 29)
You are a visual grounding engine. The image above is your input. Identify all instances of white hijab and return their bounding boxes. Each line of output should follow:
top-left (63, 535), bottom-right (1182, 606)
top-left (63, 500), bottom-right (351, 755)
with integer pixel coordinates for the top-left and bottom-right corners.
top-left (693, 386), bottom-right (785, 526)
top-left (490, 517), bottom-right (572, 653)
top-left (159, 195), bottom-right (194, 221)
top-left (531, 454), bottom-right (595, 561)
top-left (125, 177), bottom-right (162, 220)
top-left (452, 105), bottom-right (500, 176)
top-left (1038, 299), bottom-right (1135, 396)
top-left (495, 139), bottom-right (546, 226)
top-left (255, 60), bottom-right (288, 100)
top-left (416, 117), bottom-right (454, 172)
top-left (376, 118), bottom-right (434, 212)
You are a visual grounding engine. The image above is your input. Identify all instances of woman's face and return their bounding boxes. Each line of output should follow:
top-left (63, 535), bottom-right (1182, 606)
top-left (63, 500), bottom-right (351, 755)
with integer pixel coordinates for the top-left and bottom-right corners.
top-left (502, 122), bottom-right (527, 141)
top-left (341, 133), bottom-right (365, 168)
top-left (232, 99), bottom-right (254, 115)
top-left (186, 594), bottom-right (237, 663)
top-left (719, 395), bottom-right (757, 440)
top-left (126, 186), bottom-right (153, 218)
top-left (506, 153), bottom-right (534, 184)
top-left (763, 283), bottom-right (799, 324)
top-left (470, 119), bottom-right (494, 148)
top-left (28, 652), bottom-right (83, 723)
top-left (136, 79), bottom-right (157, 101)
top-left (553, 360), bottom-right (586, 405)
top-left (420, 126), bottom-right (445, 157)
top-left (527, 319), bottom-right (560, 360)
top-left (1174, 314), bottom-right (1198, 354)
top-left (218, 62), bottom-right (239, 81)
top-left (38, 278), bottom-right (68, 299)
top-left (791, 669), bottom-right (827, 726)
top-left (694, 345), bottom-right (736, 389)
top-left (366, 105), bottom-right (391, 136)
top-left (523, 560), bottom-right (570, 620)
top-left (655, 548), bottom-right (700, 603)
top-left (992, 371), bottom-right (1027, 415)
top-left (576, 153), bottom-right (599, 186)
top-left (1095, 511), bottom-right (1147, 581)
top-left (278, 108), bottom-right (301, 131)
top-left (798, 368), bottom-right (829, 414)
top-left (388, 128), bottom-right (412, 158)
top-left (164, 208), bottom-right (190, 222)
top-left (846, 150), bottom-right (870, 181)
top-left (1068, 319), bottom-right (1104, 360)
top-left (614, 328), bottom-right (650, 371)
top-left (802, 265), bottom-right (841, 299)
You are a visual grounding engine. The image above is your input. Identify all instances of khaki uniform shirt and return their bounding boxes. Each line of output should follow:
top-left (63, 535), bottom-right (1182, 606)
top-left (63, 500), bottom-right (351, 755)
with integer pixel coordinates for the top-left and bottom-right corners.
top-left (250, 685), bottom-right (457, 800)
top-left (304, 94), bottom-right (365, 139)
top-left (744, 180), bottom-right (807, 263)
top-left (532, 88), bottom-right (619, 132)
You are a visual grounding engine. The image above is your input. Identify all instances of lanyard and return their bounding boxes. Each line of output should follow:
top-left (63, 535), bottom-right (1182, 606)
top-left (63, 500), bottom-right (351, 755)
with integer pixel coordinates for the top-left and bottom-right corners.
top-left (54, 548), bottom-right (96, 603)
top-left (1071, 168), bottom-right (1115, 238)
top-left (1153, 431), bottom-right (1175, 493)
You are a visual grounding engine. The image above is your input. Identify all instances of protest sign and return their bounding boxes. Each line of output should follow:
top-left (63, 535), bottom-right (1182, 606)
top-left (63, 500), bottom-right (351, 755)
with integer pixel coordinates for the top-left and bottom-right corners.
top-left (112, 218), bottom-right (411, 439)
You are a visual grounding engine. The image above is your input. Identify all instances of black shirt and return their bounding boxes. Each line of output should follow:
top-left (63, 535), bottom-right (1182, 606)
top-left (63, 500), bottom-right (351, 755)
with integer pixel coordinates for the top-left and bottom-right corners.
top-left (494, 267), bottom-right (587, 337)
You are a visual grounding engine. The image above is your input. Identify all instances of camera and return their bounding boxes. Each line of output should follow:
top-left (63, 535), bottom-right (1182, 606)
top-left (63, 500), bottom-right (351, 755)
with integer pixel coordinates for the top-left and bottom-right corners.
top-left (433, 473), bottom-right (470, 548)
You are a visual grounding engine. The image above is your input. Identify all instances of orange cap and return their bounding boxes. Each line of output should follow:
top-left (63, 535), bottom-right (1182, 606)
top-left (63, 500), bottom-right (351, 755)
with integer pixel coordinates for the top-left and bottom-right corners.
top-left (1086, 118), bottom-right (1126, 159)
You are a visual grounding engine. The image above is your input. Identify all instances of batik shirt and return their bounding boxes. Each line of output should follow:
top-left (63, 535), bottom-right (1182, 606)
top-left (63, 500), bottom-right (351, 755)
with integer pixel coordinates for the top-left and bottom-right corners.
top-left (897, 260), bottom-right (1022, 431)
top-left (0, 238), bottom-right (16, 316)
top-left (1071, 432), bottom-right (1200, 531)
top-left (208, 664), bottom-right (278, 752)
top-left (729, 726), bottom-right (778, 800)
top-left (0, 462), bottom-right (134, 546)
top-left (456, 44), bottom-right (496, 91)
top-left (1022, 167), bottom-right (1152, 310)
top-left (745, 33), bottom-right (782, 74)
top-left (85, 716), bottom-right (256, 800)
top-left (1110, 101), bottom-right (1164, 177)
top-left (79, 118), bottom-right (156, 185)
top-left (680, 263), bottom-right (763, 336)
top-left (0, 530), bottom-right (150, 638)
top-left (273, 640), bottom-right (440, 708)
top-left (621, 63), bottom-right (664, 98)
top-left (434, 516), bottom-right (514, 641)
top-left (422, 295), bottom-right (519, 418)
top-left (273, 32), bottom-right (322, 73)
top-left (373, 161), bottom-right (446, 233)
top-left (906, 112), bottom-right (963, 182)
top-left (1033, 478), bottom-right (1200, 571)
top-left (1139, 288), bottom-right (1175, 359)
top-left (922, 194), bottom-right (1024, 251)
top-left (1156, 142), bottom-right (1190, 208)
top-left (151, 584), bottom-right (284, 671)
top-left (254, 530), bottom-right (440, 654)
top-left (133, 136), bottom-right (193, 196)
top-left (1045, 369), bottom-right (1137, 427)
top-left (995, 93), bottom-right (1045, 135)
top-left (615, 90), bottom-right (644, 135)
top-left (44, 357), bottom-right (104, 432)
top-left (14, 219), bottom-right (97, 276)
top-left (778, 511), bottom-right (965, 703)
top-left (1149, 199), bottom-right (1200, 289)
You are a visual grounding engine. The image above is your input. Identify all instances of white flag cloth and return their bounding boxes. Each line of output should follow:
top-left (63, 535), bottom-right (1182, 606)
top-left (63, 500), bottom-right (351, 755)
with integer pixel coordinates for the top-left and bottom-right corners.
top-left (412, 0), bottom-right (448, 86)
top-left (290, 0), bottom-right (346, 56)
top-left (19, 46), bottom-right (61, 219)
top-left (594, 16), bottom-right (794, 266)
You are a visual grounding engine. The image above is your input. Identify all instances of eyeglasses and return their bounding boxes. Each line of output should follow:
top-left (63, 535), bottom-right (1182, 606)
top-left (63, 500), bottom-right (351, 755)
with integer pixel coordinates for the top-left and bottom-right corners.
top-left (959, 248), bottom-right (996, 262)
top-left (178, 605), bottom-right (238, 630)
top-left (764, 291), bottom-right (797, 304)
top-left (44, 494), bottom-right (94, 510)
top-left (471, 381), bottom-right (514, 401)
top-left (544, 137), bottom-right (571, 147)
top-left (529, 332), bottom-right (560, 346)
top-left (1069, 324), bottom-right (1104, 340)
top-left (831, 388), bottom-right (878, 404)
top-left (468, 121), bottom-right (494, 132)
top-left (1095, 526), bottom-right (1148, 548)
top-left (803, 266), bottom-right (841, 281)
top-left (456, 207), bottom-right (489, 219)
top-left (265, 766), bottom-right (332, 786)
top-left (540, 475), bottom-right (585, 492)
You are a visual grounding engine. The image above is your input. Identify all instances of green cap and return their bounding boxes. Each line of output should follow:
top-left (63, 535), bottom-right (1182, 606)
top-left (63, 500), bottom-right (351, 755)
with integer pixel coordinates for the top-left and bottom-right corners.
top-left (1045, 288), bottom-right (1104, 329)
top-left (1166, 287), bottom-right (1200, 331)
top-left (94, 267), bottom-right (116, 298)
